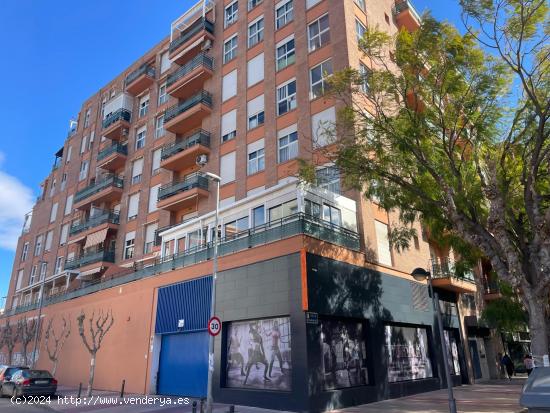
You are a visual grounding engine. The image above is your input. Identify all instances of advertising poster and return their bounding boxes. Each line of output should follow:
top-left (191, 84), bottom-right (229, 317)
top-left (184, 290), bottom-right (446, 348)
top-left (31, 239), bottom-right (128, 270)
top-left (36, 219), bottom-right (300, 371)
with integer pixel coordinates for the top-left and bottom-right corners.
top-left (385, 325), bottom-right (433, 382)
top-left (226, 316), bottom-right (291, 391)
top-left (320, 318), bottom-right (368, 389)
top-left (444, 330), bottom-right (461, 375)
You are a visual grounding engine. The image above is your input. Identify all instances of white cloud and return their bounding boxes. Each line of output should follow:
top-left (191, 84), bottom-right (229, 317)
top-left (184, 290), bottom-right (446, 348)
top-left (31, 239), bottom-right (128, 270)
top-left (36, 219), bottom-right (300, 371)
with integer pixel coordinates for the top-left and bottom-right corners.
top-left (0, 152), bottom-right (35, 250)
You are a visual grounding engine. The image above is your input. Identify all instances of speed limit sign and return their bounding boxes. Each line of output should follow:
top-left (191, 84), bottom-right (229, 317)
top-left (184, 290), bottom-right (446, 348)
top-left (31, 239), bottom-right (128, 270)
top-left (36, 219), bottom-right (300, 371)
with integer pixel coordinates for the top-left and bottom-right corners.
top-left (208, 316), bottom-right (221, 336)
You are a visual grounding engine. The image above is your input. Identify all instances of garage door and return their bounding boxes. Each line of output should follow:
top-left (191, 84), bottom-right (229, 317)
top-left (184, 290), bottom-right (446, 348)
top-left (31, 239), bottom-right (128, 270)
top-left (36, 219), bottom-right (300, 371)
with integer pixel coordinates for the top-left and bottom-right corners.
top-left (157, 330), bottom-right (209, 397)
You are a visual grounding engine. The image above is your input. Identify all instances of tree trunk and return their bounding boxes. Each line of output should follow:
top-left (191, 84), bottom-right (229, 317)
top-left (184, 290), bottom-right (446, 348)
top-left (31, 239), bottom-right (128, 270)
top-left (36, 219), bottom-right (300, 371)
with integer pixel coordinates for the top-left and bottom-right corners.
top-left (22, 345), bottom-right (28, 367)
top-left (87, 353), bottom-right (96, 397)
top-left (52, 359), bottom-right (58, 377)
top-left (527, 296), bottom-right (550, 362)
top-left (8, 349), bottom-right (13, 365)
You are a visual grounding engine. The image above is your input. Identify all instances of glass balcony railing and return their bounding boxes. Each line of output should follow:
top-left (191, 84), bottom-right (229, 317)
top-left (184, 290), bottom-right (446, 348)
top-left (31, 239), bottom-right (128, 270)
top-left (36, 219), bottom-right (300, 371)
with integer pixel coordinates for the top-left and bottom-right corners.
top-left (161, 130), bottom-right (210, 161)
top-left (97, 142), bottom-right (128, 162)
top-left (74, 175), bottom-right (124, 204)
top-left (167, 53), bottom-right (213, 88)
top-left (125, 64), bottom-right (155, 87)
top-left (69, 210), bottom-right (120, 237)
top-left (392, 0), bottom-right (421, 23)
top-left (164, 91), bottom-right (212, 123)
top-left (64, 249), bottom-right (116, 271)
top-left (158, 173), bottom-right (209, 201)
top-left (102, 108), bottom-right (132, 130)
top-left (169, 17), bottom-right (214, 54)
top-left (431, 259), bottom-right (475, 282)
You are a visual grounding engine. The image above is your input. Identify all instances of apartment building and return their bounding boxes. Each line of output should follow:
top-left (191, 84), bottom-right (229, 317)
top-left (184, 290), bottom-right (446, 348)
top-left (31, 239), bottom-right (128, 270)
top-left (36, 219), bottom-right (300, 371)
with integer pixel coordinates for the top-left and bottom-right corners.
top-left (2, 0), bottom-right (486, 411)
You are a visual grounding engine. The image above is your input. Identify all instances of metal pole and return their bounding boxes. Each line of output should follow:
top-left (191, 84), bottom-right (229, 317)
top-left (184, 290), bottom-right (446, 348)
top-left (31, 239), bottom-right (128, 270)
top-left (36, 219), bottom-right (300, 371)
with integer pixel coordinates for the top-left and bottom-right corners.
top-left (428, 275), bottom-right (457, 413)
top-left (206, 177), bottom-right (220, 413)
top-left (31, 265), bottom-right (47, 368)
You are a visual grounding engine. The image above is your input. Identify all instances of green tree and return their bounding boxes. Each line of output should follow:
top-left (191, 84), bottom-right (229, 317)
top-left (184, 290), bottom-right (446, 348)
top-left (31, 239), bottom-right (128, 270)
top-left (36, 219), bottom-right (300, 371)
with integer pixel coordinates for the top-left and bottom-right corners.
top-left (482, 282), bottom-right (528, 334)
top-left (320, 2), bottom-right (549, 357)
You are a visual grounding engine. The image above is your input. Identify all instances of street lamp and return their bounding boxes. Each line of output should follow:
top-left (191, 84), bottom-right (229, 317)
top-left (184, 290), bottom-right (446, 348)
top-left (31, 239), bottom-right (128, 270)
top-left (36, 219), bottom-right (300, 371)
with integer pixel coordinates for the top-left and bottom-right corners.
top-left (411, 267), bottom-right (457, 413)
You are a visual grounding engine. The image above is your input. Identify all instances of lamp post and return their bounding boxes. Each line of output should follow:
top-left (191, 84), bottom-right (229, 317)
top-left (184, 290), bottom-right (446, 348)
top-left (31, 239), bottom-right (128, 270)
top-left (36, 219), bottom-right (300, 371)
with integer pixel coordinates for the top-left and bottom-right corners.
top-left (202, 171), bottom-right (221, 413)
top-left (411, 267), bottom-right (457, 413)
top-left (31, 260), bottom-right (48, 368)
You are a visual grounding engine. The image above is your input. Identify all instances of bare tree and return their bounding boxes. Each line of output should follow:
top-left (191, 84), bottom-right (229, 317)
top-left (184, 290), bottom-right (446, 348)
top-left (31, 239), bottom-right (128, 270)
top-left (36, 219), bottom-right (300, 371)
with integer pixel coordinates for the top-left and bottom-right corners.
top-left (1, 320), bottom-right (19, 365)
top-left (17, 317), bottom-right (39, 366)
top-left (77, 310), bottom-right (114, 397)
top-left (44, 316), bottom-right (71, 376)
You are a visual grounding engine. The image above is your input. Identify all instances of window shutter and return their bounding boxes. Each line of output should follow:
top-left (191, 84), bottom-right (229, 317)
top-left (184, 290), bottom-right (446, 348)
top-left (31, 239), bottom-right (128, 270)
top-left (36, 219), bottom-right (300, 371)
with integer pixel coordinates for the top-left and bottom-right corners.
top-left (222, 70), bottom-right (238, 101)
top-left (125, 231), bottom-right (136, 242)
top-left (247, 53), bottom-right (264, 87)
top-left (128, 193), bottom-right (140, 219)
top-left (247, 95), bottom-right (264, 117)
top-left (45, 231), bottom-right (53, 251)
top-left (60, 224), bottom-right (69, 245)
top-left (132, 158), bottom-right (144, 178)
top-left (64, 194), bottom-right (73, 215)
top-left (149, 185), bottom-right (160, 212)
top-left (50, 203), bottom-right (58, 223)
top-left (221, 110), bottom-right (237, 137)
top-left (160, 52), bottom-right (170, 73)
top-left (375, 221), bottom-right (392, 266)
top-left (145, 223), bottom-right (158, 244)
top-left (247, 138), bottom-right (265, 154)
top-left (311, 106), bottom-right (336, 147)
top-left (220, 152), bottom-right (236, 184)
top-left (152, 149), bottom-right (162, 172)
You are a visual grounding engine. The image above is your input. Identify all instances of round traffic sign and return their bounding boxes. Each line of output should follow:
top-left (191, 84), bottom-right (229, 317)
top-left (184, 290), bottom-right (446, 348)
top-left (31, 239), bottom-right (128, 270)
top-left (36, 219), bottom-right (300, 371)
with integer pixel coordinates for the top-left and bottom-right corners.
top-left (208, 316), bottom-right (221, 336)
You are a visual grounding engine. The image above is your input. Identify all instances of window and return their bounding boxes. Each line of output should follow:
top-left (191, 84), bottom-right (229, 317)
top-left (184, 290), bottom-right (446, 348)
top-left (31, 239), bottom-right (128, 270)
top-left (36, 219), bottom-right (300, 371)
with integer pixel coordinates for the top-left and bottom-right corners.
top-left (252, 205), bottom-right (265, 227)
top-left (64, 194), bottom-right (73, 215)
top-left (160, 51), bottom-right (170, 73)
top-left (316, 166), bottom-right (340, 194)
top-left (54, 256), bottom-right (64, 275)
top-left (278, 126), bottom-right (298, 163)
top-left (16, 270), bottom-right (24, 290)
top-left (305, 199), bottom-right (321, 217)
top-left (131, 158), bottom-right (144, 185)
top-left (155, 115), bottom-right (165, 138)
top-left (136, 126), bottom-right (147, 150)
top-left (152, 148), bottom-right (162, 175)
top-left (30, 265), bottom-right (38, 285)
top-left (359, 63), bottom-right (371, 93)
top-left (149, 184), bottom-right (160, 213)
top-left (276, 0), bottom-right (293, 29)
top-left (247, 139), bottom-right (265, 175)
top-left (248, 17), bottom-right (264, 48)
top-left (21, 243), bottom-right (29, 261)
top-left (61, 173), bottom-right (67, 191)
top-left (60, 224), bottom-right (69, 245)
top-left (224, 1), bottom-right (238, 28)
top-left (221, 110), bottom-right (237, 142)
top-left (139, 95), bottom-right (150, 117)
top-left (128, 193), bottom-right (140, 220)
top-left (311, 106), bottom-right (336, 147)
top-left (65, 146), bottom-right (72, 163)
top-left (322, 204), bottom-right (342, 226)
top-left (306, 0), bottom-right (321, 7)
top-left (355, 0), bottom-right (366, 11)
top-left (80, 135), bottom-right (88, 154)
top-left (247, 53), bottom-right (264, 87)
top-left (34, 234), bottom-right (43, 256)
top-left (89, 131), bottom-right (95, 149)
top-left (247, 95), bottom-right (265, 130)
top-left (269, 199), bottom-right (298, 221)
top-left (356, 19), bottom-right (366, 43)
top-left (222, 70), bottom-right (238, 102)
top-left (84, 108), bottom-right (91, 128)
top-left (308, 14), bottom-right (330, 52)
top-left (144, 222), bottom-right (158, 254)
top-left (49, 179), bottom-right (56, 197)
top-left (124, 231), bottom-right (135, 260)
top-left (50, 203), bottom-right (58, 223)
top-left (224, 216), bottom-right (249, 239)
top-left (277, 79), bottom-right (297, 115)
top-left (39, 262), bottom-right (47, 281)
top-left (248, 0), bottom-right (262, 10)
top-left (78, 160), bottom-right (89, 181)
top-left (375, 221), bottom-right (392, 266)
top-left (223, 35), bottom-right (238, 64)
top-left (276, 36), bottom-right (295, 71)
top-left (158, 83), bottom-right (167, 105)
top-left (45, 230), bottom-right (53, 251)
top-left (310, 59), bottom-right (333, 99)
top-left (220, 152), bottom-right (236, 185)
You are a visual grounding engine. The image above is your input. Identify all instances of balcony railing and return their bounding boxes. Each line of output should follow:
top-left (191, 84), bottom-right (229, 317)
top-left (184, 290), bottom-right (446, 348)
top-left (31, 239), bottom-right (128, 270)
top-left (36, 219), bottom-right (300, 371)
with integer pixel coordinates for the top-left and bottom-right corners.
top-left (69, 210), bottom-right (120, 237)
top-left (169, 17), bottom-right (214, 53)
top-left (64, 249), bottom-right (116, 271)
top-left (164, 91), bottom-right (212, 123)
top-left (158, 173), bottom-right (209, 201)
top-left (125, 64), bottom-right (155, 87)
top-left (431, 259), bottom-right (475, 282)
top-left (161, 130), bottom-right (211, 161)
top-left (102, 109), bottom-right (131, 130)
top-left (74, 175), bottom-right (124, 204)
top-left (97, 142), bottom-right (128, 162)
top-left (392, 0), bottom-right (422, 23)
top-left (167, 53), bottom-right (213, 88)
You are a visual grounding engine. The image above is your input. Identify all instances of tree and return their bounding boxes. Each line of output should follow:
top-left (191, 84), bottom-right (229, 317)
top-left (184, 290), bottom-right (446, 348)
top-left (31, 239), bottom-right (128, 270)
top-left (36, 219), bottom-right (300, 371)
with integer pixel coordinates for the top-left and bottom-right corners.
top-left (322, 2), bottom-right (549, 357)
top-left (1, 320), bottom-right (19, 365)
top-left (44, 316), bottom-right (71, 376)
top-left (482, 282), bottom-right (528, 334)
top-left (17, 317), bottom-right (39, 366)
top-left (77, 310), bottom-right (114, 397)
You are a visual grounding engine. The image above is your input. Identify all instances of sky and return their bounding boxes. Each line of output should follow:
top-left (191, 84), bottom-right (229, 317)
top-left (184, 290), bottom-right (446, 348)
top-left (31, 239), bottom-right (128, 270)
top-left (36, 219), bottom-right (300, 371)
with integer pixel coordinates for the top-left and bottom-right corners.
top-left (0, 0), bottom-right (461, 305)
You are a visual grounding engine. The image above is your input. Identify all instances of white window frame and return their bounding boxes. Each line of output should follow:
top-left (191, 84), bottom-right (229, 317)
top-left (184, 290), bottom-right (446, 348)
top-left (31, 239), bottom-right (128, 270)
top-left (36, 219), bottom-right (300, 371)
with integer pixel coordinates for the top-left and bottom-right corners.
top-left (310, 59), bottom-right (333, 99)
top-left (276, 35), bottom-right (295, 71)
top-left (221, 109), bottom-right (237, 142)
top-left (248, 0), bottom-right (262, 10)
top-left (64, 194), bottom-right (73, 215)
top-left (21, 242), bottom-right (29, 261)
top-left (124, 232), bottom-right (136, 260)
top-left (158, 82), bottom-right (167, 105)
top-left (356, 18), bottom-right (366, 43)
top-left (224, 0), bottom-right (239, 28)
top-left (127, 193), bottom-right (140, 220)
top-left (308, 13), bottom-right (330, 52)
top-left (78, 160), bottom-right (89, 181)
top-left (136, 126), bottom-right (147, 150)
top-left (139, 94), bottom-right (150, 118)
top-left (155, 114), bottom-right (165, 138)
top-left (131, 158), bottom-right (144, 185)
top-left (247, 95), bottom-right (265, 130)
top-left (223, 35), bottom-right (238, 64)
top-left (248, 16), bottom-right (264, 48)
top-left (50, 203), bottom-right (58, 223)
top-left (54, 256), bottom-right (64, 275)
top-left (152, 148), bottom-right (162, 175)
top-left (278, 126), bottom-right (299, 163)
top-left (248, 147), bottom-right (265, 175)
top-left (276, 0), bottom-right (293, 30)
top-left (359, 62), bottom-right (371, 93)
top-left (277, 79), bottom-right (297, 116)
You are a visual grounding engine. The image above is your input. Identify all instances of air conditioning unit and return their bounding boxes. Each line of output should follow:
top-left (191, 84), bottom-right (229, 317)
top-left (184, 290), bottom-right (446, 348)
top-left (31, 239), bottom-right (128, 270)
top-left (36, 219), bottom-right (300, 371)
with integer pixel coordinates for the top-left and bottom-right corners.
top-left (196, 154), bottom-right (208, 166)
top-left (201, 39), bottom-right (212, 51)
top-left (122, 128), bottom-right (129, 136)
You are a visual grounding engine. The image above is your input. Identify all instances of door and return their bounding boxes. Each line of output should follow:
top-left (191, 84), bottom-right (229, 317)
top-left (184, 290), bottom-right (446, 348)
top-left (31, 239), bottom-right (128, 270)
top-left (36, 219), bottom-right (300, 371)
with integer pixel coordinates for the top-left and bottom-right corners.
top-left (157, 331), bottom-right (208, 397)
top-left (468, 339), bottom-right (482, 380)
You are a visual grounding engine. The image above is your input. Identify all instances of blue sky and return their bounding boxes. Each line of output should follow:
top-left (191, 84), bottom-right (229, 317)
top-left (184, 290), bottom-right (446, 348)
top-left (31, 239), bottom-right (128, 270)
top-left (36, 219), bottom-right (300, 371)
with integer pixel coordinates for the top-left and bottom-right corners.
top-left (0, 0), bottom-right (460, 305)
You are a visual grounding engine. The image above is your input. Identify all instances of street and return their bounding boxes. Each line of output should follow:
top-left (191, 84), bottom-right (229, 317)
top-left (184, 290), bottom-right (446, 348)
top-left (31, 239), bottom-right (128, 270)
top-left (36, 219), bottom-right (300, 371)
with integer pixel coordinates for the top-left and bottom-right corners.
top-left (0, 397), bottom-right (53, 413)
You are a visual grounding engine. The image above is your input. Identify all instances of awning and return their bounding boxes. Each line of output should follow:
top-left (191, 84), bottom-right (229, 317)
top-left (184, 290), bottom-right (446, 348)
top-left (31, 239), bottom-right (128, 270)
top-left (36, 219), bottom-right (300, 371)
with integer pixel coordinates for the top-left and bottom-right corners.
top-left (77, 267), bottom-right (103, 280)
top-left (84, 228), bottom-right (108, 249)
top-left (68, 234), bottom-right (86, 244)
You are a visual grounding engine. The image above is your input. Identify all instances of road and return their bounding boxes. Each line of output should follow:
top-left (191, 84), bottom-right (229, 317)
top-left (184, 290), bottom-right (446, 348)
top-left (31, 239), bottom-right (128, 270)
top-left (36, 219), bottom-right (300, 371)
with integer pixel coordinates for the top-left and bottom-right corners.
top-left (0, 396), bottom-right (53, 412)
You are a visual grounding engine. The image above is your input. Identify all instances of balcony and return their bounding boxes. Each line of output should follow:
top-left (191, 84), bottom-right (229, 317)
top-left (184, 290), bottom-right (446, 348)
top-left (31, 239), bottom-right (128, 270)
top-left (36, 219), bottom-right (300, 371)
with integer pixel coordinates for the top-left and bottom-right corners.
top-left (69, 210), bottom-right (120, 238)
top-left (74, 175), bottom-right (124, 210)
top-left (64, 249), bottom-right (115, 271)
top-left (125, 63), bottom-right (155, 96)
top-left (169, 17), bottom-right (215, 65)
top-left (483, 279), bottom-right (502, 301)
top-left (161, 130), bottom-right (210, 171)
top-left (167, 53), bottom-right (213, 99)
top-left (163, 91), bottom-right (212, 134)
top-left (97, 142), bottom-right (128, 171)
top-left (102, 109), bottom-right (132, 140)
top-left (393, 0), bottom-right (421, 31)
top-left (157, 173), bottom-right (209, 211)
top-left (431, 259), bottom-right (477, 293)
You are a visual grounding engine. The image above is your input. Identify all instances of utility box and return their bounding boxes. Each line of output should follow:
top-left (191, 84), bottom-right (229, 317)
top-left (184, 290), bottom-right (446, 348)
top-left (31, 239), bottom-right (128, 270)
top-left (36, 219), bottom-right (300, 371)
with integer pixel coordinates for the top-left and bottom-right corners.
top-left (520, 367), bottom-right (550, 412)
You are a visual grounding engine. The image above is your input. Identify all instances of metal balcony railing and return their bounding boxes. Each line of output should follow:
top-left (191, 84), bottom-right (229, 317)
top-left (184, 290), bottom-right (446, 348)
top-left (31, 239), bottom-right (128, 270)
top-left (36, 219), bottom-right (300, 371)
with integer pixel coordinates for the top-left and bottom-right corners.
top-left (392, 0), bottom-right (422, 22)
top-left (431, 258), bottom-right (475, 282)
top-left (125, 64), bottom-right (156, 87)
top-left (69, 210), bottom-right (120, 237)
top-left (161, 130), bottom-right (211, 161)
top-left (102, 108), bottom-right (132, 130)
top-left (169, 17), bottom-right (214, 53)
top-left (74, 175), bottom-right (124, 204)
top-left (64, 249), bottom-right (116, 271)
top-left (164, 91), bottom-right (212, 123)
top-left (97, 142), bottom-right (128, 162)
top-left (167, 53), bottom-right (214, 88)
top-left (158, 173), bottom-right (209, 201)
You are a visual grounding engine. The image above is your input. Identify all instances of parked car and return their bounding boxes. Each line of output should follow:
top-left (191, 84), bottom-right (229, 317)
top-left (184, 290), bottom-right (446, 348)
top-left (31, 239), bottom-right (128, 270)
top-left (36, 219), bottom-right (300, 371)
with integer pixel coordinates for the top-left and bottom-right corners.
top-left (0, 365), bottom-right (29, 394)
top-left (1, 369), bottom-right (57, 398)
